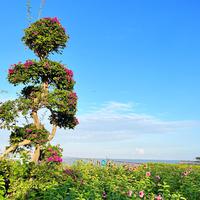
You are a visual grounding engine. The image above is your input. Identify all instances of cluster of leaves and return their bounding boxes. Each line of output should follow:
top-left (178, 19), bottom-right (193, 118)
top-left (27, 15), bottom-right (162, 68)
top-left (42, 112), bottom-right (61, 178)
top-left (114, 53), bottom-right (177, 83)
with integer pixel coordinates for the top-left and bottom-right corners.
top-left (0, 98), bottom-right (31, 130)
top-left (22, 17), bottom-right (69, 59)
top-left (1, 160), bottom-right (200, 200)
top-left (8, 60), bottom-right (75, 90)
top-left (0, 175), bottom-right (5, 199)
top-left (48, 89), bottom-right (78, 129)
top-left (0, 101), bottom-right (19, 130)
top-left (6, 59), bottom-right (78, 130)
top-left (10, 124), bottom-right (49, 145)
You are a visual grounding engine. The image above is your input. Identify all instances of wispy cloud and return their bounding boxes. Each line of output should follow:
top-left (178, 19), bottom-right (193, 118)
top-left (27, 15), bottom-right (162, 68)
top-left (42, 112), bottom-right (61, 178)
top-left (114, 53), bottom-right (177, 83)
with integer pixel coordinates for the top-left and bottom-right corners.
top-left (59, 101), bottom-right (200, 142)
top-left (135, 148), bottom-right (145, 155)
top-left (1, 101), bottom-right (200, 159)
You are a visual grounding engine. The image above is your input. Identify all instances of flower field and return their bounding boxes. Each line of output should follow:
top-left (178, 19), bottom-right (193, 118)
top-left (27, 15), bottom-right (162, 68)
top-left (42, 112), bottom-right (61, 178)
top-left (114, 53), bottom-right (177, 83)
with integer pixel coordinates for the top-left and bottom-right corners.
top-left (0, 159), bottom-right (200, 199)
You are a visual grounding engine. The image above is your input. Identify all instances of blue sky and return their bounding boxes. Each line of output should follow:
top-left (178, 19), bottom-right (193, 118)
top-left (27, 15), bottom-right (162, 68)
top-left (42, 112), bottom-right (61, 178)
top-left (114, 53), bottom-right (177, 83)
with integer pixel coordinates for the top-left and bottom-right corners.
top-left (0, 0), bottom-right (200, 160)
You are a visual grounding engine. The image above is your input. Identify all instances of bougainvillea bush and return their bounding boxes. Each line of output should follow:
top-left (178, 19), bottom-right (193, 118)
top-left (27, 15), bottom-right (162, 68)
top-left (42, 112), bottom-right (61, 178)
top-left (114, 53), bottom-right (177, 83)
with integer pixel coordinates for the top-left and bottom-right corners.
top-left (0, 17), bottom-right (78, 163)
top-left (0, 160), bottom-right (200, 199)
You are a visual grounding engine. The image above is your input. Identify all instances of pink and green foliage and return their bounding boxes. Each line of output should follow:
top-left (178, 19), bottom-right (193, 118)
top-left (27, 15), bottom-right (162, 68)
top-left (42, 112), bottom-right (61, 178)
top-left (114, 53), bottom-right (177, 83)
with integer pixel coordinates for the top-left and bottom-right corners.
top-left (1, 161), bottom-right (200, 199)
top-left (8, 60), bottom-right (75, 90)
top-left (0, 17), bottom-right (78, 161)
top-left (10, 125), bottom-right (49, 145)
top-left (22, 17), bottom-right (68, 59)
top-left (43, 144), bottom-right (63, 163)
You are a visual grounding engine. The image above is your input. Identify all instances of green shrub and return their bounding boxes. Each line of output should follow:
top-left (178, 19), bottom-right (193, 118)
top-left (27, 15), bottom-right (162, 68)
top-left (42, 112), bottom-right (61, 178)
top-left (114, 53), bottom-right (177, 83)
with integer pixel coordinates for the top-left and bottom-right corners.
top-left (1, 159), bottom-right (200, 199)
top-left (0, 175), bottom-right (5, 199)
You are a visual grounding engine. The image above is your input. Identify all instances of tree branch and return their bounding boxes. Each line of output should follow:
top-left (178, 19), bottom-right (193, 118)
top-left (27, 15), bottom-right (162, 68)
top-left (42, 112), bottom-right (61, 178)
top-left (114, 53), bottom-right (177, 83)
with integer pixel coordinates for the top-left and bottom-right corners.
top-left (0, 139), bottom-right (31, 159)
top-left (48, 125), bottom-right (57, 141)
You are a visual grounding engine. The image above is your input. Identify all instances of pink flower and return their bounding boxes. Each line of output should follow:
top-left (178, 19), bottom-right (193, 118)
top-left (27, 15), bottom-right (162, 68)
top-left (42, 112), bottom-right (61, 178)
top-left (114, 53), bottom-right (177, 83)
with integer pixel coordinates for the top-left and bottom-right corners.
top-left (47, 157), bottom-right (53, 162)
top-left (146, 171), bottom-right (151, 177)
top-left (44, 62), bottom-right (50, 68)
top-left (48, 148), bottom-right (52, 151)
top-left (139, 191), bottom-right (144, 198)
top-left (183, 171), bottom-right (189, 176)
top-left (52, 17), bottom-right (60, 24)
top-left (69, 92), bottom-right (77, 99)
top-left (127, 190), bottom-right (133, 197)
top-left (24, 60), bottom-right (34, 69)
top-left (102, 191), bottom-right (106, 199)
top-left (65, 68), bottom-right (73, 77)
top-left (26, 129), bottom-right (32, 133)
top-left (75, 118), bottom-right (79, 125)
top-left (52, 151), bottom-right (58, 156)
top-left (155, 194), bottom-right (162, 200)
top-left (8, 69), bottom-right (15, 75)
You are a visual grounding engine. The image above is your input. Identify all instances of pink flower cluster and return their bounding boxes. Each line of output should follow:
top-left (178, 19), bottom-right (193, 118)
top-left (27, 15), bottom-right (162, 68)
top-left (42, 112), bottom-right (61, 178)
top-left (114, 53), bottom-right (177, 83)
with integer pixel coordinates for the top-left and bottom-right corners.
top-left (43, 17), bottom-right (65, 32)
top-left (64, 68), bottom-right (73, 82)
top-left (183, 170), bottom-right (190, 176)
top-left (24, 60), bottom-right (34, 69)
top-left (68, 92), bottom-right (78, 107)
top-left (139, 191), bottom-right (144, 198)
top-left (69, 92), bottom-right (77, 99)
top-left (51, 17), bottom-right (60, 24)
top-left (8, 68), bottom-right (15, 75)
top-left (8, 60), bottom-right (34, 75)
top-left (146, 171), bottom-right (151, 177)
top-left (44, 17), bottom-right (61, 25)
top-left (127, 190), bottom-right (133, 197)
top-left (47, 147), bottom-right (63, 163)
top-left (47, 156), bottom-right (62, 162)
top-left (26, 128), bottom-right (32, 133)
top-left (74, 118), bottom-right (79, 125)
top-left (102, 191), bottom-right (106, 199)
top-left (155, 194), bottom-right (162, 200)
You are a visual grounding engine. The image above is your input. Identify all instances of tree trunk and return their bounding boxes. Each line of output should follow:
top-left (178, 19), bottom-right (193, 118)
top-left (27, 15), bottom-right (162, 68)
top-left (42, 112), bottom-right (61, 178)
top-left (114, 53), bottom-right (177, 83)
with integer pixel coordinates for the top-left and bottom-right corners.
top-left (31, 82), bottom-right (49, 164)
top-left (32, 111), bottom-right (40, 129)
top-left (31, 144), bottom-right (40, 163)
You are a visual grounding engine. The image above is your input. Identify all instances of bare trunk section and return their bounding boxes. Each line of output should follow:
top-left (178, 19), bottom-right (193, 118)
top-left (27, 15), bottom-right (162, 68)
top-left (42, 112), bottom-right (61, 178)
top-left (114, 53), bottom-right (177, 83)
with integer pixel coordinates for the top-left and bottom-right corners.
top-left (31, 144), bottom-right (40, 163)
top-left (31, 82), bottom-right (49, 164)
top-left (32, 111), bottom-right (40, 129)
top-left (0, 139), bottom-right (31, 160)
top-left (42, 82), bottom-right (48, 105)
top-left (31, 110), bottom-right (41, 164)
top-left (48, 125), bottom-right (57, 141)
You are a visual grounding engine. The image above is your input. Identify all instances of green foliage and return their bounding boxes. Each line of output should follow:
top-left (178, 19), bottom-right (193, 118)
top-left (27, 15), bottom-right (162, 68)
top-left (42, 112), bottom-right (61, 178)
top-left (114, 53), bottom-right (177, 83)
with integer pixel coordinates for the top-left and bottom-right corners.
top-left (8, 60), bottom-right (75, 90)
top-left (48, 89), bottom-right (78, 129)
top-left (0, 100), bottom-right (19, 130)
top-left (22, 17), bottom-right (69, 59)
top-left (10, 125), bottom-right (49, 145)
top-left (1, 160), bottom-right (200, 199)
top-left (0, 175), bottom-right (5, 199)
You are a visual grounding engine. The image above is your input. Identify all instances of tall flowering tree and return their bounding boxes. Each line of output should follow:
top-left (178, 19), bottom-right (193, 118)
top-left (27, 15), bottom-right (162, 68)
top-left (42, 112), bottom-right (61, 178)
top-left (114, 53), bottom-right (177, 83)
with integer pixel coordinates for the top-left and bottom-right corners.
top-left (0, 17), bottom-right (78, 163)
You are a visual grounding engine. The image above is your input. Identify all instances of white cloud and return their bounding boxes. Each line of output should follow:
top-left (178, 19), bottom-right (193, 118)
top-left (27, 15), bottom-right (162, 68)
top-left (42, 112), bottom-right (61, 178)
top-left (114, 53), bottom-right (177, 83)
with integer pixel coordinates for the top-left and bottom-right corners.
top-left (57, 101), bottom-right (200, 143)
top-left (1, 101), bottom-right (200, 159)
top-left (135, 148), bottom-right (145, 155)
